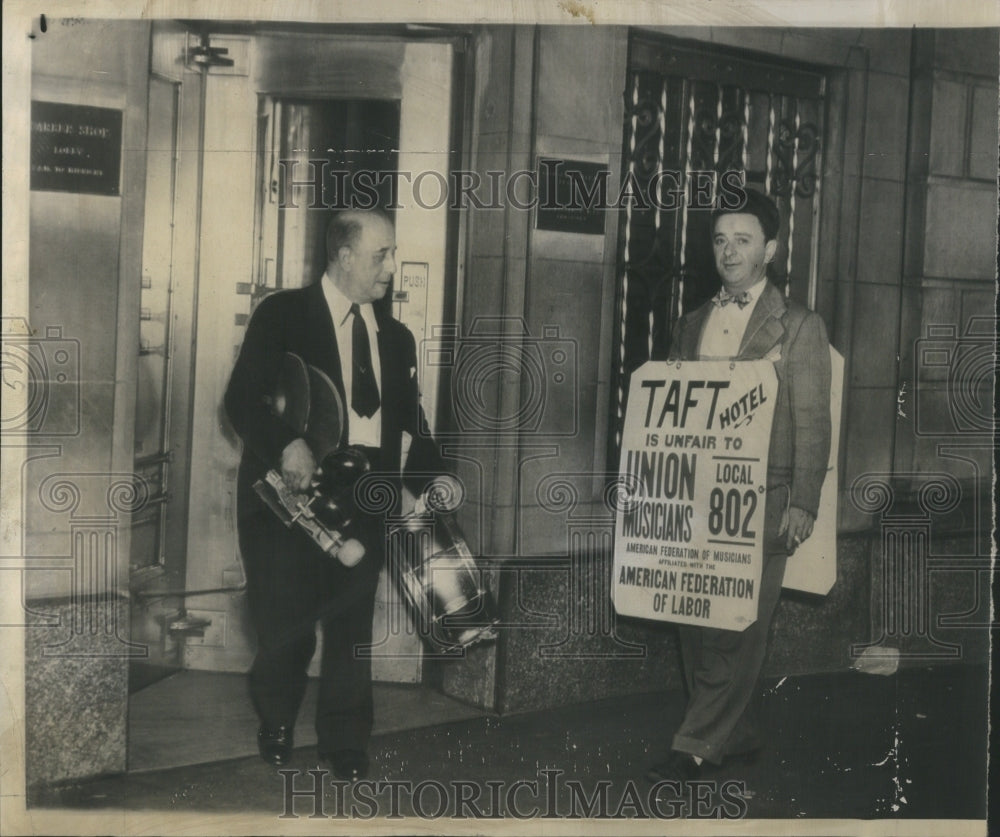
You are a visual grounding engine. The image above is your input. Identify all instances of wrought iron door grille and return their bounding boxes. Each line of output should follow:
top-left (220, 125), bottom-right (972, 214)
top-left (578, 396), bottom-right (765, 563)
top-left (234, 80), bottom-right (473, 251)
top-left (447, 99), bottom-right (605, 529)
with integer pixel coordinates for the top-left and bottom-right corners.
top-left (610, 35), bottom-right (827, 462)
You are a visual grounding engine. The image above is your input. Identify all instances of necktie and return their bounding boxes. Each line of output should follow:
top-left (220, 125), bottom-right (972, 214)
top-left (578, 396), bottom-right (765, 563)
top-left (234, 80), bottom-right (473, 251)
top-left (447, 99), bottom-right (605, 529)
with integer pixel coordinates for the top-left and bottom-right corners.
top-left (713, 288), bottom-right (753, 308)
top-left (350, 304), bottom-right (380, 418)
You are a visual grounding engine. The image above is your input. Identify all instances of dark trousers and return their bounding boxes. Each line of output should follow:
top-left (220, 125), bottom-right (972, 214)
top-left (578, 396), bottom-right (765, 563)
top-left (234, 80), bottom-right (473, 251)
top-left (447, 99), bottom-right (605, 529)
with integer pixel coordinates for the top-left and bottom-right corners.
top-left (239, 503), bottom-right (384, 753)
top-left (672, 549), bottom-right (787, 764)
top-left (671, 486), bottom-right (790, 765)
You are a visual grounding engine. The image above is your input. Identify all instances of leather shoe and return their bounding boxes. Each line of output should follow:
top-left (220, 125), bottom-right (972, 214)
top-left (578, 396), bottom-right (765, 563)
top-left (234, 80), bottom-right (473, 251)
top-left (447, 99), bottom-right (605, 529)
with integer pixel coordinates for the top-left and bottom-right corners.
top-left (258, 725), bottom-right (293, 766)
top-left (645, 750), bottom-right (702, 783)
top-left (323, 748), bottom-right (369, 782)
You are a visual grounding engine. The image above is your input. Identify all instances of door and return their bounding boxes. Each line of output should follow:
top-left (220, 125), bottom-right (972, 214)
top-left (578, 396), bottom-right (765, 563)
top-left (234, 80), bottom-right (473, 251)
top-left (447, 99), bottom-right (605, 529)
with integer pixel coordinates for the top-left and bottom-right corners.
top-left (610, 33), bottom-right (827, 463)
top-left (255, 97), bottom-right (401, 293)
top-left (252, 96), bottom-right (428, 680)
top-left (177, 34), bottom-right (458, 683)
top-left (128, 64), bottom-right (199, 680)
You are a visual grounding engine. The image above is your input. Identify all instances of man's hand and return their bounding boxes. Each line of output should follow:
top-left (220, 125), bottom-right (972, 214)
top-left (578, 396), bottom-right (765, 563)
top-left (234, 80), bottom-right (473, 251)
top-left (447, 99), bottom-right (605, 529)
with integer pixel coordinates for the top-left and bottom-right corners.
top-left (778, 506), bottom-right (815, 554)
top-left (281, 439), bottom-right (317, 492)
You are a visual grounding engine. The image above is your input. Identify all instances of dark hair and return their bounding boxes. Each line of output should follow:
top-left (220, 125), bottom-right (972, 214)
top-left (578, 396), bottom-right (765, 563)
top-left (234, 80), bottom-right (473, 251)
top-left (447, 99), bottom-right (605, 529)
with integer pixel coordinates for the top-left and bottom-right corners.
top-left (711, 188), bottom-right (780, 242)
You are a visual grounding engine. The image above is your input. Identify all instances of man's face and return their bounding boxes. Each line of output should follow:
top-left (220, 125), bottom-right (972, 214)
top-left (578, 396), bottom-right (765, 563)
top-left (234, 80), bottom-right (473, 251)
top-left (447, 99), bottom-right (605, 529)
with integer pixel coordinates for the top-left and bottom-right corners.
top-left (712, 212), bottom-right (777, 293)
top-left (334, 214), bottom-right (397, 304)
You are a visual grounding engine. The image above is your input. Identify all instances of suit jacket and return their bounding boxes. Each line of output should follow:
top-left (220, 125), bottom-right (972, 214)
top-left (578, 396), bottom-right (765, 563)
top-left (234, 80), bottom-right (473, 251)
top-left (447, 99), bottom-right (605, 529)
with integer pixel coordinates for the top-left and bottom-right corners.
top-left (224, 281), bottom-right (443, 522)
top-left (668, 281), bottom-right (831, 518)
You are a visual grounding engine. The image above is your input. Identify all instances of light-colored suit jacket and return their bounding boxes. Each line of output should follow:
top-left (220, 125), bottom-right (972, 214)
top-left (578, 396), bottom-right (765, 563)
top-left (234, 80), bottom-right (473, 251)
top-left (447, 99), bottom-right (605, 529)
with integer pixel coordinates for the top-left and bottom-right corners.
top-left (668, 281), bottom-right (831, 518)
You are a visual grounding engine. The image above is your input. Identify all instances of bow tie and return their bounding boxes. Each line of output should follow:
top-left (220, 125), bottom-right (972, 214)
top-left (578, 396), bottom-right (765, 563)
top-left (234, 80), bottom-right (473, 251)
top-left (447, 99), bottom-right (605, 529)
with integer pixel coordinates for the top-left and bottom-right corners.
top-left (713, 288), bottom-right (752, 309)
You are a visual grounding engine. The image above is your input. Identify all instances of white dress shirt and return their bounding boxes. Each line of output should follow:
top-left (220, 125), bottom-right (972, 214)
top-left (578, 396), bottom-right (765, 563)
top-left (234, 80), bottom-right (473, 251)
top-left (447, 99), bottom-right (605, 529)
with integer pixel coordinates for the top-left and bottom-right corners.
top-left (320, 273), bottom-right (382, 447)
top-left (698, 278), bottom-right (766, 360)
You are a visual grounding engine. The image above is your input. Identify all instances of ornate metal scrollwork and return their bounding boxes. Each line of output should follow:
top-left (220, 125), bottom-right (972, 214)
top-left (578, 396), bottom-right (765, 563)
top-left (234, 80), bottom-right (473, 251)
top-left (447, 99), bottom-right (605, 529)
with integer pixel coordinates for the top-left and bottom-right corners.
top-left (623, 84), bottom-right (663, 184)
top-left (689, 106), bottom-right (718, 170)
top-left (621, 75), bottom-right (670, 272)
top-left (715, 107), bottom-right (745, 175)
top-left (771, 119), bottom-right (820, 199)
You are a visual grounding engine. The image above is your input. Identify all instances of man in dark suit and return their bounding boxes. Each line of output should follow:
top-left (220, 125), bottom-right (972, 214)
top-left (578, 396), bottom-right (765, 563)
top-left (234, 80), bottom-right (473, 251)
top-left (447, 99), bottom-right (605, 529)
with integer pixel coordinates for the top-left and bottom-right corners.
top-left (647, 189), bottom-right (831, 782)
top-left (225, 209), bottom-right (443, 781)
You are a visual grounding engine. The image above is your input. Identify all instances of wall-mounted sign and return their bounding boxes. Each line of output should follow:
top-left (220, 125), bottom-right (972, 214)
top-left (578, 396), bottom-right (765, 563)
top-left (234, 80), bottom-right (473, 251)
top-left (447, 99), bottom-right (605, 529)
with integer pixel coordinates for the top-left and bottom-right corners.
top-left (536, 158), bottom-right (608, 235)
top-left (395, 261), bottom-right (429, 344)
top-left (31, 101), bottom-right (123, 196)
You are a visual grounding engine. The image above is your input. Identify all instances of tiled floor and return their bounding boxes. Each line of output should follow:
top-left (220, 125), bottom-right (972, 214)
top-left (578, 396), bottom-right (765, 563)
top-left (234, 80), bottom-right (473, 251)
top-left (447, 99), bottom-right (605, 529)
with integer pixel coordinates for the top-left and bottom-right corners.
top-left (33, 665), bottom-right (989, 826)
top-left (128, 669), bottom-right (487, 771)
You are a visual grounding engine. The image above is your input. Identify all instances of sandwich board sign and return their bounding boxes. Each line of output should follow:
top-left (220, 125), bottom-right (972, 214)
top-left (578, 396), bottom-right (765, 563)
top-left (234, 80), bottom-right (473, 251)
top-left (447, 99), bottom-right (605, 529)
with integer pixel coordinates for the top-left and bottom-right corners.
top-left (612, 359), bottom-right (778, 632)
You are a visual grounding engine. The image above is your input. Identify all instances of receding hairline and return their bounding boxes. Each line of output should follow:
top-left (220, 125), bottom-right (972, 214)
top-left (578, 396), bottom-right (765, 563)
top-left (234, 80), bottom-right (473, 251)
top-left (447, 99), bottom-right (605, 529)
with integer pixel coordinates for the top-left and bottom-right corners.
top-left (342, 208), bottom-right (392, 228)
top-left (326, 210), bottom-right (394, 262)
